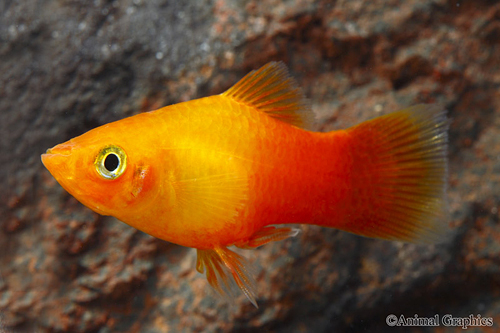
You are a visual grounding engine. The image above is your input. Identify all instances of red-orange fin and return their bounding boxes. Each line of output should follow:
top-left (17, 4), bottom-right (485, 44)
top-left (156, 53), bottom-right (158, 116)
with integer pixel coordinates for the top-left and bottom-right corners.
top-left (234, 226), bottom-right (301, 249)
top-left (342, 104), bottom-right (449, 243)
top-left (196, 227), bottom-right (299, 307)
top-left (196, 247), bottom-right (258, 307)
top-left (222, 62), bottom-right (313, 129)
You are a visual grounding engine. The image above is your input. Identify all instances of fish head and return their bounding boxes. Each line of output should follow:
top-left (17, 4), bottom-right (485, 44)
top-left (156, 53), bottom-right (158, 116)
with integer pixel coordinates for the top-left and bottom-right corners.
top-left (41, 122), bottom-right (160, 217)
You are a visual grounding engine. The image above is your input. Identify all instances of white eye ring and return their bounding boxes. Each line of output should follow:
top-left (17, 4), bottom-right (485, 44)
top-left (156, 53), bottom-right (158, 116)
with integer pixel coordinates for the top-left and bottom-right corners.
top-left (95, 145), bottom-right (127, 180)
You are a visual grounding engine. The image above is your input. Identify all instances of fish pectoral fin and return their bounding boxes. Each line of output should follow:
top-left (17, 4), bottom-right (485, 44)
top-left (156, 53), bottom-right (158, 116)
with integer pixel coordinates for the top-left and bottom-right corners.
top-left (172, 171), bottom-right (248, 226)
top-left (222, 61), bottom-right (314, 129)
top-left (196, 247), bottom-right (258, 307)
top-left (234, 226), bottom-right (301, 249)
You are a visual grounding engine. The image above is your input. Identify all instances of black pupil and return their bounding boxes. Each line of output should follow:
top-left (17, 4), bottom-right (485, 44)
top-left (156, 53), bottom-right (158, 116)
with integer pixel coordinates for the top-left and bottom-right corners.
top-left (104, 153), bottom-right (119, 172)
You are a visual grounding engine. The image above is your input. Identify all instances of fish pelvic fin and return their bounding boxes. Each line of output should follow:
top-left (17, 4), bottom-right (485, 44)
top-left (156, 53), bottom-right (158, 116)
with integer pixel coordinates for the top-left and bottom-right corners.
top-left (196, 227), bottom-right (299, 307)
top-left (196, 247), bottom-right (258, 308)
top-left (222, 62), bottom-right (314, 129)
top-left (343, 104), bottom-right (450, 244)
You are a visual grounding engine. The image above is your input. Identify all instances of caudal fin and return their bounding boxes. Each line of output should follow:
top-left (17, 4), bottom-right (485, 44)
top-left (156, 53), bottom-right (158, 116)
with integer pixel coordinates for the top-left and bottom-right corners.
top-left (342, 105), bottom-right (449, 243)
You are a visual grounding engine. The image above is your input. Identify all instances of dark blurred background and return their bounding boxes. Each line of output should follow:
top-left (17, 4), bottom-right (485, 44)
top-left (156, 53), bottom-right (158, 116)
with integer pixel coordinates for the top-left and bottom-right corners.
top-left (1, 0), bottom-right (499, 332)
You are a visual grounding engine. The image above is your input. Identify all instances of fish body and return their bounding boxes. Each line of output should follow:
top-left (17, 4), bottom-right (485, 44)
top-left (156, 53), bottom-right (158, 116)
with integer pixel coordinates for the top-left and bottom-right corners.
top-left (45, 95), bottom-right (351, 248)
top-left (42, 62), bottom-right (448, 306)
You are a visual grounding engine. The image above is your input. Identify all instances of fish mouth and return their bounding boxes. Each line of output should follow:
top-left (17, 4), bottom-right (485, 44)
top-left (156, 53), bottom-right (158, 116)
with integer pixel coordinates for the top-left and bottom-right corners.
top-left (41, 143), bottom-right (110, 216)
top-left (41, 142), bottom-right (75, 180)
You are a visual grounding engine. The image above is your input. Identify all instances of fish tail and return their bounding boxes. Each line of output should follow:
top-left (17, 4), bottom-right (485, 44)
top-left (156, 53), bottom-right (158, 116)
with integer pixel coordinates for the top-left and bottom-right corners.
top-left (340, 104), bottom-right (449, 243)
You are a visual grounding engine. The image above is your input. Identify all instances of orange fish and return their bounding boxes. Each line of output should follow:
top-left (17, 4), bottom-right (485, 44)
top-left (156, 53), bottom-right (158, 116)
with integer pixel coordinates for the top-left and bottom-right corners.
top-left (41, 62), bottom-right (449, 306)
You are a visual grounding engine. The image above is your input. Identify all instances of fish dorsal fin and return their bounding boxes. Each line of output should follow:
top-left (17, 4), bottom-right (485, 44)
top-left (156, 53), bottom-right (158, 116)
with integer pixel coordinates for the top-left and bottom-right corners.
top-left (222, 62), bottom-right (313, 129)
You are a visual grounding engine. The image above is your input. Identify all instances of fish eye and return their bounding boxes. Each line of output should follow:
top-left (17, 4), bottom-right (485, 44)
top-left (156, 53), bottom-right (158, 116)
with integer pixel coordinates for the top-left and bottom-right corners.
top-left (95, 145), bottom-right (127, 180)
top-left (104, 153), bottom-right (119, 172)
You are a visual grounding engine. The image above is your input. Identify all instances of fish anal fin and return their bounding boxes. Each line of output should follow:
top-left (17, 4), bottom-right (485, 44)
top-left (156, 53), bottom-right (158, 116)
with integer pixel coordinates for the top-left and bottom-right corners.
top-left (222, 62), bottom-right (313, 129)
top-left (235, 226), bottom-right (301, 249)
top-left (196, 247), bottom-right (258, 307)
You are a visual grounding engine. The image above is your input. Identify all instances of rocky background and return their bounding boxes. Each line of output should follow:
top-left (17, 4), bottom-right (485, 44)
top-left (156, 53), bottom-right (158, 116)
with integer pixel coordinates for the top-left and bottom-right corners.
top-left (1, 0), bottom-right (500, 332)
